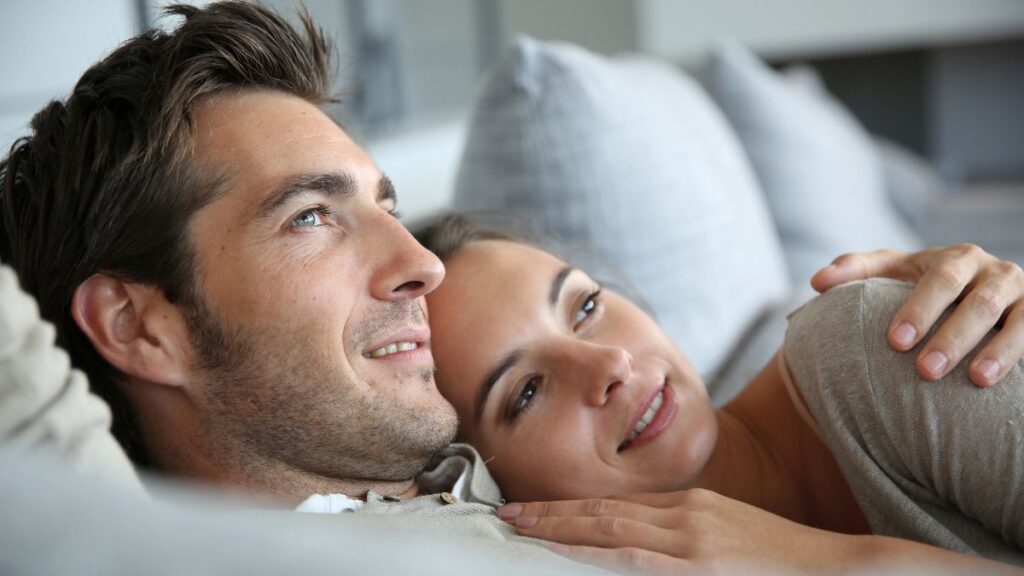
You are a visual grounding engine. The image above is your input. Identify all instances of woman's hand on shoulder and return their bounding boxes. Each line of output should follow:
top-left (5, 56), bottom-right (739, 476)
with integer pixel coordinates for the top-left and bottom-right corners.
top-left (810, 244), bottom-right (1024, 387)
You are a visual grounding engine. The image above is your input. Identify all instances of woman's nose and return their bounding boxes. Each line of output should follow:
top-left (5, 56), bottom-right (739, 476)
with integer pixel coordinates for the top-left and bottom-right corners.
top-left (557, 341), bottom-right (633, 406)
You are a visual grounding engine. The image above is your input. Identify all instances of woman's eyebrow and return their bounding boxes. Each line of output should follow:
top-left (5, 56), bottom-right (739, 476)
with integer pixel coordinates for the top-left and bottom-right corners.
top-left (475, 351), bottom-right (521, 421)
top-left (549, 265), bottom-right (576, 306)
top-left (473, 265), bottom-right (578, 422)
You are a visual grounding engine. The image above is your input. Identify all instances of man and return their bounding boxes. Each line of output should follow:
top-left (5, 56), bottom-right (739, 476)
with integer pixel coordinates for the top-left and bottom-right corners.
top-left (1, 2), bottom-right (1021, 574)
top-left (1, 2), bottom-right (457, 502)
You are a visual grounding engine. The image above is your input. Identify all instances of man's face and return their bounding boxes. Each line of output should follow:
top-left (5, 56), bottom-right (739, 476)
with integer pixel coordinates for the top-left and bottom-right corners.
top-left (183, 89), bottom-right (456, 481)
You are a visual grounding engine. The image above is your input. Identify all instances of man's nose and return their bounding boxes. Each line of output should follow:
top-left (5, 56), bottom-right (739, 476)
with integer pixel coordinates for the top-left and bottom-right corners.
top-left (369, 213), bottom-right (446, 302)
top-left (557, 340), bottom-right (633, 406)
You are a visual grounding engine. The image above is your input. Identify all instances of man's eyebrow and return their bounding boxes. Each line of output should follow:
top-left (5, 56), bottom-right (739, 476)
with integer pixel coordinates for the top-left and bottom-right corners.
top-left (474, 350), bottom-right (522, 422)
top-left (377, 174), bottom-right (396, 204)
top-left (256, 171), bottom-right (357, 219)
top-left (549, 265), bottom-right (576, 307)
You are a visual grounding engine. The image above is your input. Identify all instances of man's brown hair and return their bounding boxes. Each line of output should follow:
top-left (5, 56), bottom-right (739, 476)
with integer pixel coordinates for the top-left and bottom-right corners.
top-left (0, 1), bottom-right (335, 464)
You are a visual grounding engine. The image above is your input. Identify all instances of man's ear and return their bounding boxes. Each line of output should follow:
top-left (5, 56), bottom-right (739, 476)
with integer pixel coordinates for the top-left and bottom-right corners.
top-left (71, 274), bottom-right (191, 388)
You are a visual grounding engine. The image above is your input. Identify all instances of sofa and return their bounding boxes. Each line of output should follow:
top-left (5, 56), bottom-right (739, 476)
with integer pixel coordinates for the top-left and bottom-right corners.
top-left (3, 36), bottom-right (1023, 576)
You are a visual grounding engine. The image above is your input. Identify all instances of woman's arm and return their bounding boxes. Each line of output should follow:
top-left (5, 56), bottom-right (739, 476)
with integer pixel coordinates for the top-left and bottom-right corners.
top-left (783, 280), bottom-right (1024, 562)
top-left (498, 492), bottom-right (1023, 575)
top-left (811, 244), bottom-right (1024, 386)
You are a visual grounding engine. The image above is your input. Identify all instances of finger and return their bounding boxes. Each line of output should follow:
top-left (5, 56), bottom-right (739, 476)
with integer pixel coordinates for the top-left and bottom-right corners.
top-left (810, 249), bottom-right (912, 293)
top-left (609, 491), bottom-right (693, 508)
top-left (888, 255), bottom-right (981, 352)
top-left (968, 305), bottom-right (1024, 386)
top-left (501, 489), bottom-right (713, 520)
top-left (514, 514), bottom-right (682, 557)
top-left (548, 544), bottom-right (690, 576)
top-left (608, 488), bottom-right (722, 510)
top-left (500, 497), bottom-right (662, 524)
top-left (914, 270), bottom-right (1014, 380)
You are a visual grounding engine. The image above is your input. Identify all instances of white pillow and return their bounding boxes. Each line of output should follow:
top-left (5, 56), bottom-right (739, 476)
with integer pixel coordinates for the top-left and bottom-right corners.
top-left (704, 41), bottom-right (922, 285)
top-left (452, 36), bottom-right (791, 383)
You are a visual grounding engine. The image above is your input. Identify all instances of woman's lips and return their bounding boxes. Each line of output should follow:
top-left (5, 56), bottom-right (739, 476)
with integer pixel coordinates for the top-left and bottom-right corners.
top-left (619, 381), bottom-right (677, 452)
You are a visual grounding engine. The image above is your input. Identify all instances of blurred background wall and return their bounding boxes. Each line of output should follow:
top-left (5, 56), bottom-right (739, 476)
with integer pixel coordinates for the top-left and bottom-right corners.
top-left (2, 0), bottom-right (1023, 210)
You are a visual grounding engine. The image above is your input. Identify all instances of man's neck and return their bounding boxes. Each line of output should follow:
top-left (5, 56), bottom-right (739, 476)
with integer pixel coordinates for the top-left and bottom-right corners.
top-left (157, 437), bottom-right (424, 507)
top-left (218, 458), bottom-right (422, 506)
top-left (133, 386), bottom-right (423, 507)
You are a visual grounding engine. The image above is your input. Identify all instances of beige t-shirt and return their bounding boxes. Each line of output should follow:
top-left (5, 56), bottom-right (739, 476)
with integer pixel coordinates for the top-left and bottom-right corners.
top-left (783, 279), bottom-right (1024, 566)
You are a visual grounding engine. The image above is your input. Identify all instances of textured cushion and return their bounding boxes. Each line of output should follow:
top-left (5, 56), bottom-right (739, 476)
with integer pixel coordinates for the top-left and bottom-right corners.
top-left (704, 41), bottom-right (922, 285)
top-left (452, 36), bottom-right (790, 380)
top-left (782, 64), bottom-right (947, 233)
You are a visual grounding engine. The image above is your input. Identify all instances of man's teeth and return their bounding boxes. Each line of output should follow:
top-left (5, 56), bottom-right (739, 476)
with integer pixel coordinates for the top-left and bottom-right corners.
top-left (624, 389), bottom-right (665, 444)
top-left (368, 341), bottom-right (418, 358)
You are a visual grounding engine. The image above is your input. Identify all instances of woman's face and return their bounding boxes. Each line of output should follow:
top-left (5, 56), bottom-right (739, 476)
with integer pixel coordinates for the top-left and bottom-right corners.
top-left (427, 240), bottom-right (718, 502)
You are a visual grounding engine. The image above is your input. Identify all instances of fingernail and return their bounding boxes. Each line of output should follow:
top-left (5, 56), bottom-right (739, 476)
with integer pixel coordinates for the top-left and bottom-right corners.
top-left (922, 350), bottom-right (949, 376)
top-left (515, 515), bottom-right (539, 528)
top-left (498, 504), bottom-right (523, 519)
top-left (978, 358), bottom-right (1001, 382)
top-left (893, 323), bottom-right (917, 348)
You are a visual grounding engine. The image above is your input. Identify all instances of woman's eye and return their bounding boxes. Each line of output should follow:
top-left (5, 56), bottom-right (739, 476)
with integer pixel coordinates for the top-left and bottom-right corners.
top-left (509, 377), bottom-right (540, 421)
top-left (291, 207), bottom-right (331, 229)
top-left (573, 289), bottom-right (602, 327)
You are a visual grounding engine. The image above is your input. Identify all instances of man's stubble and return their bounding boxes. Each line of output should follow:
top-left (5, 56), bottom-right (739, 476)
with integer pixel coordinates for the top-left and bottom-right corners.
top-left (182, 289), bottom-right (457, 484)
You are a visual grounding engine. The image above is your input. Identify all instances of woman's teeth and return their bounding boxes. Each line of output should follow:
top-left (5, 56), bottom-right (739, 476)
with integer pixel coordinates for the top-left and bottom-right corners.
top-left (367, 341), bottom-right (418, 358)
top-left (623, 389), bottom-right (665, 445)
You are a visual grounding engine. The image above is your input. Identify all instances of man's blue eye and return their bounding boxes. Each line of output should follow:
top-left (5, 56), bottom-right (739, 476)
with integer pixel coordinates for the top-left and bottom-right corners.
top-left (292, 208), bottom-right (329, 228)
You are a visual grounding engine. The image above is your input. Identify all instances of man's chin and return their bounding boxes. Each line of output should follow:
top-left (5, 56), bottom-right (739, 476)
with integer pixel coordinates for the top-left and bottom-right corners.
top-left (381, 415), bottom-right (458, 481)
top-left (420, 400), bottom-right (459, 451)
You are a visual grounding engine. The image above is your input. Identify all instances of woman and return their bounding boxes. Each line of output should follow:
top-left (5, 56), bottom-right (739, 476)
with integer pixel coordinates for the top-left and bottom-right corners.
top-left (417, 214), bottom-right (1024, 574)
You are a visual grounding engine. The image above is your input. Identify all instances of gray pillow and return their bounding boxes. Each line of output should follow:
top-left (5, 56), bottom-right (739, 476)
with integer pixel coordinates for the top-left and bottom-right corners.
top-left (704, 41), bottom-right (922, 285)
top-left (782, 64), bottom-right (948, 233)
top-left (453, 36), bottom-right (790, 380)
top-left (874, 136), bottom-right (948, 232)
